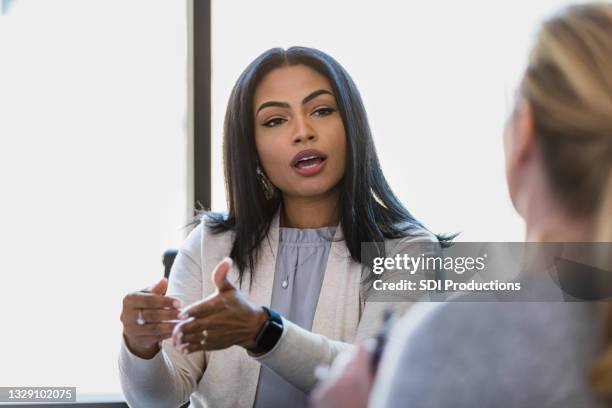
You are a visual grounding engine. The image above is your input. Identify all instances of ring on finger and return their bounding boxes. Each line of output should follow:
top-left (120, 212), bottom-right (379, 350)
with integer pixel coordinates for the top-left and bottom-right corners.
top-left (136, 309), bottom-right (146, 326)
top-left (200, 329), bottom-right (208, 346)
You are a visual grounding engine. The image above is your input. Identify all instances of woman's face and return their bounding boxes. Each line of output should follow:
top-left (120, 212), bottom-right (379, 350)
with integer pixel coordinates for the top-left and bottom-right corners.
top-left (253, 64), bottom-right (346, 200)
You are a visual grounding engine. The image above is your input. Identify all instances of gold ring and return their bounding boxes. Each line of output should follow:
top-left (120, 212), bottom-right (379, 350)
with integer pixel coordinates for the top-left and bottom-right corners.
top-left (200, 329), bottom-right (208, 346)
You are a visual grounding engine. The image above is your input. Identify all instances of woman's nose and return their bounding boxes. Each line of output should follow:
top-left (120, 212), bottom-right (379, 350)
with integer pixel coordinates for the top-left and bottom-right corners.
top-left (292, 115), bottom-right (317, 144)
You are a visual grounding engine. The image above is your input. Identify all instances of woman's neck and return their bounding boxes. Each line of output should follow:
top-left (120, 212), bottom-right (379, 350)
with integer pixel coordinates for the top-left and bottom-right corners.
top-left (524, 203), bottom-right (594, 242)
top-left (280, 189), bottom-right (341, 229)
top-left (518, 162), bottom-right (595, 242)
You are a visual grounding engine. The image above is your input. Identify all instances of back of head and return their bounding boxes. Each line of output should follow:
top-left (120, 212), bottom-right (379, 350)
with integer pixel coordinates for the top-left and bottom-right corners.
top-left (520, 2), bottom-right (612, 398)
top-left (520, 2), bottom-right (612, 241)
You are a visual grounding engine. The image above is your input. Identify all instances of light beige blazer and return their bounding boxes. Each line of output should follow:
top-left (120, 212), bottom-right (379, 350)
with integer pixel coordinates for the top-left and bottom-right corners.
top-left (118, 210), bottom-right (437, 408)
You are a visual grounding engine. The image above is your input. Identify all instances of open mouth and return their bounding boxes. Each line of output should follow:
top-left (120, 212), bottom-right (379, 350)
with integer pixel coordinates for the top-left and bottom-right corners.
top-left (294, 155), bottom-right (326, 168)
top-left (290, 149), bottom-right (328, 177)
top-left (291, 149), bottom-right (328, 168)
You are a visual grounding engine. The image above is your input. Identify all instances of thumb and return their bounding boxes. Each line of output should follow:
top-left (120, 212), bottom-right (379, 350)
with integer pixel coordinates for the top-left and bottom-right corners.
top-left (212, 257), bottom-right (235, 292)
top-left (147, 277), bottom-right (168, 295)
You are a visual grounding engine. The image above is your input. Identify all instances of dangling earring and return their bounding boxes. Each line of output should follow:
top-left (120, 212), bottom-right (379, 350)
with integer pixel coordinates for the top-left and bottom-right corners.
top-left (256, 161), bottom-right (276, 200)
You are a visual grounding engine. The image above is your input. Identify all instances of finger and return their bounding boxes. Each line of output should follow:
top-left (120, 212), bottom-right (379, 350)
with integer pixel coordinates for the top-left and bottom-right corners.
top-left (179, 338), bottom-right (221, 354)
top-left (181, 321), bottom-right (221, 344)
top-left (143, 277), bottom-right (168, 295)
top-left (171, 315), bottom-right (223, 347)
top-left (126, 292), bottom-right (181, 310)
top-left (176, 310), bottom-right (224, 335)
top-left (181, 328), bottom-right (209, 346)
top-left (172, 317), bottom-right (195, 346)
top-left (125, 322), bottom-right (178, 336)
top-left (141, 308), bottom-right (182, 323)
top-left (177, 294), bottom-right (221, 320)
top-left (212, 257), bottom-right (235, 293)
top-left (120, 305), bottom-right (178, 327)
top-left (172, 317), bottom-right (208, 345)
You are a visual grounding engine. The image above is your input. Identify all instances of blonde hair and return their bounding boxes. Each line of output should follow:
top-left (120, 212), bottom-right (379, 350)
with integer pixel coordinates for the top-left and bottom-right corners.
top-left (520, 2), bottom-right (612, 396)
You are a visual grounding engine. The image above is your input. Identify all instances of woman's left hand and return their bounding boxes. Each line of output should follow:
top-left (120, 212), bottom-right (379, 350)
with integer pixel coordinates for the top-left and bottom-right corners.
top-left (172, 257), bottom-right (268, 353)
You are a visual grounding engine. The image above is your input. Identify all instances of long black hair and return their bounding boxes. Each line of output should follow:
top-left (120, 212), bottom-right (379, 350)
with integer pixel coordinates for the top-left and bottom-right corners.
top-left (192, 46), bottom-right (453, 288)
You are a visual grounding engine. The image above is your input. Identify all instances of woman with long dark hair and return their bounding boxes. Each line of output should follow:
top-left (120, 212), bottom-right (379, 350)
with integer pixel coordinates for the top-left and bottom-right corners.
top-left (118, 46), bottom-right (446, 407)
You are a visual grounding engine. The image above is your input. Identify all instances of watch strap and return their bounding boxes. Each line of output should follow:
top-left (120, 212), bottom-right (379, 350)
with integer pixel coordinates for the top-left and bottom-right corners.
top-left (248, 306), bottom-right (283, 354)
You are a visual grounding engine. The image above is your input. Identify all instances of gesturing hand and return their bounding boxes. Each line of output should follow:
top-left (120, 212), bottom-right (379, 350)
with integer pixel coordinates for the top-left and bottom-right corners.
top-left (172, 257), bottom-right (268, 354)
top-left (120, 277), bottom-right (182, 359)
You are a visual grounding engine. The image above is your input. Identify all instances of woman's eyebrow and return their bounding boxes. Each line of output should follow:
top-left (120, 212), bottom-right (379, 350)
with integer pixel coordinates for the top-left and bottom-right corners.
top-left (255, 89), bottom-right (335, 115)
top-left (256, 101), bottom-right (290, 115)
top-left (301, 89), bottom-right (334, 105)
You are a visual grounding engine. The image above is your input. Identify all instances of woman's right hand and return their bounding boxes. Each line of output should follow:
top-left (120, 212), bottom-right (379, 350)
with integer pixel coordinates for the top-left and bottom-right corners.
top-left (120, 277), bottom-right (182, 359)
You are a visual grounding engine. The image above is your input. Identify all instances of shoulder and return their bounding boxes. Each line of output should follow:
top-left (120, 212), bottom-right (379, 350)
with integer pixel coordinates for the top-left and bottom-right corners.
top-left (384, 227), bottom-right (440, 256)
top-left (385, 225), bottom-right (439, 244)
top-left (198, 210), bottom-right (230, 229)
top-left (188, 211), bottom-right (232, 236)
top-left (180, 211), bottom-right (233, 254)
top-left (373, 301), bottom-right (602, 407)
top-left (399, 301), bottom-right (600, 356)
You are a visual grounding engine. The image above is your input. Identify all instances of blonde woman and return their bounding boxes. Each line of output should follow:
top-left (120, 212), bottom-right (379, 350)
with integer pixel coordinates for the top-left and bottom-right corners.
top-left (313, 3), bottom-right (612, 407)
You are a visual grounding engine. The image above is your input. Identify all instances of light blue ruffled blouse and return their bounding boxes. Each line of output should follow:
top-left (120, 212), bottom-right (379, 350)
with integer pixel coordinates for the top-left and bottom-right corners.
top-left (253, 225), bottom-right (337, 408)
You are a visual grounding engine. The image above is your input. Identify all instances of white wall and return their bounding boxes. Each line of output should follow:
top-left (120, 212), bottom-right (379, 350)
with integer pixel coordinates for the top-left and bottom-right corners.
top-left (211, 0), bottom-right (591, 242)
top-left (0, 0), bottom-right (188, 399)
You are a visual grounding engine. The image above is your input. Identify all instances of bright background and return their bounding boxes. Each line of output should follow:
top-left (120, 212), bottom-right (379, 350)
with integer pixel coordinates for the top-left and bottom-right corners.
top-left (0, 0), bottom-right (189, 401)
top-left (211, 0), bottom-right (594, 242)
top-left (0, 0), bottom-right (591, 401)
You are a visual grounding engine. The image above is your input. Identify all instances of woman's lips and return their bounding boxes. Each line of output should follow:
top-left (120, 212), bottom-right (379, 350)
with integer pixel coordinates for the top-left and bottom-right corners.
top-left (290, 149), bottom-right (328, 177)
top-left (293, 157), bottom-right (327, 177)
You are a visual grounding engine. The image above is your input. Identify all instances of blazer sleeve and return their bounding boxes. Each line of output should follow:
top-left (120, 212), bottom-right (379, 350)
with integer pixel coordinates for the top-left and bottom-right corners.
top-left (118, 221), bottom-right (207, 408)
top-left (251, 229), bottom-right (440, 394)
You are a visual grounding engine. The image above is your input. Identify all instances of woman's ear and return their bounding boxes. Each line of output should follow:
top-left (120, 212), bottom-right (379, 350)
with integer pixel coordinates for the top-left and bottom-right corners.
top-left (512, 100), bottom-right (536, 166)
top-left (504, 99), bottom-right (536, 216)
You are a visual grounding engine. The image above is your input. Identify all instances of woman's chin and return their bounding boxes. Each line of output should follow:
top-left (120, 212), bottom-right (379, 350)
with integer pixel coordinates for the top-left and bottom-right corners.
top-left (283, 183), bottom-right (339, 200)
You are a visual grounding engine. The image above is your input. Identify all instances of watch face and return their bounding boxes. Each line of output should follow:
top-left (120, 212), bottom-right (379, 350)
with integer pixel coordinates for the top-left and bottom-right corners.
top-left (250, 307), bottom-right (283, 353)
top-left (257, 320), bottom-right (283, 352)
top-left (268, 321), bottom-right (283, 333)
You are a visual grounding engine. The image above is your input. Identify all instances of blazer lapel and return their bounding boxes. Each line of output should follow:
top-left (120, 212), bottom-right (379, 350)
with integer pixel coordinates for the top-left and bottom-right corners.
top-left (199, 212), bottom-right (280, 407)
top-left (227, 211), bottom-right (280, 406)
top-left (311, 222), bottom-right (362, 342)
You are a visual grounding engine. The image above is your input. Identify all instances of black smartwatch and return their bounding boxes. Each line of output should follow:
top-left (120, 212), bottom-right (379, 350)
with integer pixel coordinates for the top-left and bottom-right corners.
top-left (247, 306), bottom-right (283, 354)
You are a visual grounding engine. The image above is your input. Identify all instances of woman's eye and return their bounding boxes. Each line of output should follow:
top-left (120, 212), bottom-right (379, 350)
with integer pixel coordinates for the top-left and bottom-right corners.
top-left (263, 118), bottom-right (286, 127)
top-left (313, 108), bottom-right (335, 117)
